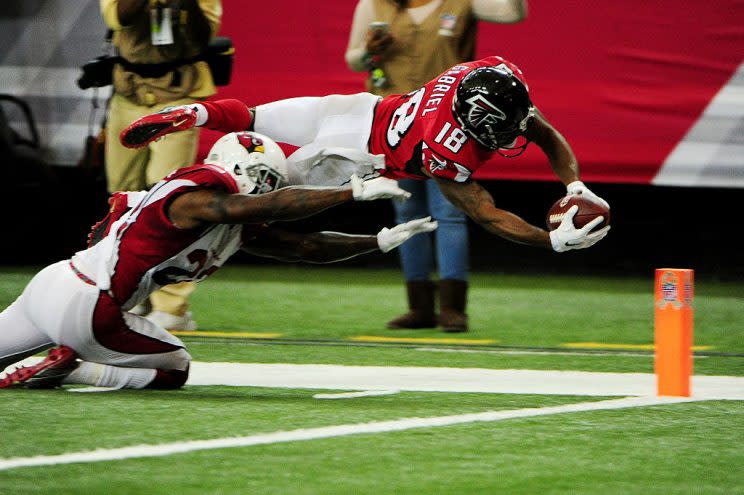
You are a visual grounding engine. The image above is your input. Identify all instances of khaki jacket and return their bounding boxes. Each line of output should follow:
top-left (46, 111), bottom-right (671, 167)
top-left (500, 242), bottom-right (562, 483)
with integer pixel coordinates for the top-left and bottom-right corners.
top-left (100, 0), bottom-right (222, 107)
top-left (369, 0), bottom-right (476, 96)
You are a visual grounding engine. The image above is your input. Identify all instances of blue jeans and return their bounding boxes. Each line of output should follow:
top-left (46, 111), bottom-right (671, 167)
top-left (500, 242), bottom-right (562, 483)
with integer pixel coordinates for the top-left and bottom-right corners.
top-left (392, 179), bottom-right (469, 281)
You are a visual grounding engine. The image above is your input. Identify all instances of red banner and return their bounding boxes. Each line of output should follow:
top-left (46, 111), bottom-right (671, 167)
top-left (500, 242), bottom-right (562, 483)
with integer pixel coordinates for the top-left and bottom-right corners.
top-left (205, 0), bottom-right (744, 187)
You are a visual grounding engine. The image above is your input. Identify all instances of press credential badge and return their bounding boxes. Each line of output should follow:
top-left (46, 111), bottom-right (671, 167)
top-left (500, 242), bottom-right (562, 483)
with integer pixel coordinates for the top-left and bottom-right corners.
top-left (150, 5), bottom-right (174, 46)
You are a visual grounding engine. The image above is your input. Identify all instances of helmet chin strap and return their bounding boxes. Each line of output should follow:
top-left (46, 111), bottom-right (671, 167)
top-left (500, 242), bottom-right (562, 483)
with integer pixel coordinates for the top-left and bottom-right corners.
top-left (454, 109), bottom-right (531, 156)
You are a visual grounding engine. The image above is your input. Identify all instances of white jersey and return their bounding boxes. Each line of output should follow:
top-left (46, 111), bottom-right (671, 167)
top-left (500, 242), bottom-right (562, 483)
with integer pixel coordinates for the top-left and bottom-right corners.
top-left (72, 164), bottom-right (267, 310)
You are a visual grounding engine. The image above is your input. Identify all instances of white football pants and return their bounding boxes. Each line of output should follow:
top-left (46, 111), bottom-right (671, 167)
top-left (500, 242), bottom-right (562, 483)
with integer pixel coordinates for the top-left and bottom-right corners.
top-left (0, 260), bottom-right (191, 388)
top-left (255, 93), bottom-right (386, 186)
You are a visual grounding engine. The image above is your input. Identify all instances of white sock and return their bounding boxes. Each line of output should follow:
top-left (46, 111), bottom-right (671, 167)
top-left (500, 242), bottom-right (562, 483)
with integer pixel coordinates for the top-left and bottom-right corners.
top-left (63, 361), bottom-right (157, 389)
top-left (191, 103), bottom-right (208, 126)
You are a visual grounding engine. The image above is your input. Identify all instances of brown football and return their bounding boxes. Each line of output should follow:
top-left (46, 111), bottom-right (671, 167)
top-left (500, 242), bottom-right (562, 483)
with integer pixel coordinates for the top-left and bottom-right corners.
top-left (546, 195), bottom-right (610, 232)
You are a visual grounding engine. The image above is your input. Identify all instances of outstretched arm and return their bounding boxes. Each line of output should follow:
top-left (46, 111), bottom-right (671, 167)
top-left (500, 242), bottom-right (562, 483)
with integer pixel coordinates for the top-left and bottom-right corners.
top-left (527, 108), bottom-right (611, 208)
top-left (428, 174), bottom-right (552, 249)
top-left (169, 187), bottom-right (353, 229)
top-left (243, 217), bottom-right (438, 263)
top-left (119, 99), bottom-right (254, 149)
top-left (243, 228), bottom-right (379, 264)
top-left (168, 176), bottom-right (410, 229)
top-left (428, 173), bottom-right (609, 252)
top-left (527, 108), bottom-right (580, 186)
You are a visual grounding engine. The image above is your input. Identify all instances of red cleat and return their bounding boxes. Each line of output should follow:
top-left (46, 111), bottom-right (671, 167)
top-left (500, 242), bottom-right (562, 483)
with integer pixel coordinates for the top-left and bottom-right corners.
top-left (119, 105), bottom-right (198, 149)
top-left (0, 345), bottom-right (79, 389)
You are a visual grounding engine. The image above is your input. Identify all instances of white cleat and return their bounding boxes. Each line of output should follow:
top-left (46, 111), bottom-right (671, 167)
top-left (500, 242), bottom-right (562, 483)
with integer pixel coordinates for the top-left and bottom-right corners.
top-left (145, 310), bottom-right (198, 332)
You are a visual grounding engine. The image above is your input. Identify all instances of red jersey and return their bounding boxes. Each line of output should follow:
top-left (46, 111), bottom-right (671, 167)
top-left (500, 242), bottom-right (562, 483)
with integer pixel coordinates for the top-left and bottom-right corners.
top-left (74, 164), bottom-right (267, 309)
top-left (369, 56), bottom-right (525, 182)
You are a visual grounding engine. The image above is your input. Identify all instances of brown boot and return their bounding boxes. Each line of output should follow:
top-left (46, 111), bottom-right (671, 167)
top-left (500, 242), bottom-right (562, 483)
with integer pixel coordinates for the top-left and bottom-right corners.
top-left (387, 280), bottom-right (437, 329)
top-left (438, 279), bottom-right (468, 333)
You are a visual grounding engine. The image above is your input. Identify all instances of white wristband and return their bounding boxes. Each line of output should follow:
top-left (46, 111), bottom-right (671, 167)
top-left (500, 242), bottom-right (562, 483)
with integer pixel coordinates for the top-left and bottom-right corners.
top-left (549, 230), bottom-right (562, 252)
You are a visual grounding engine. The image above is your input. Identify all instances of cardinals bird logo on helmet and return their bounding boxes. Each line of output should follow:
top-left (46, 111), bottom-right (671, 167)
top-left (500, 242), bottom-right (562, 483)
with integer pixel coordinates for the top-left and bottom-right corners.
top-left (206, 131), bottom-right (288, 195)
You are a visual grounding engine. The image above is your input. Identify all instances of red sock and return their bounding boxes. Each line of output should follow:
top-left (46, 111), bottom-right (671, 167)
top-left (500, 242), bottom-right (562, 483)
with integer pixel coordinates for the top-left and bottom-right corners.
top-left (201, 99), bottom-right (254, 132)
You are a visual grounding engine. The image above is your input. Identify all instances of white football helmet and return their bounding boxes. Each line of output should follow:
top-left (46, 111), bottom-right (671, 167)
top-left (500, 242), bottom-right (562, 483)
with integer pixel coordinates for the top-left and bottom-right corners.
top-left (205, 131), bottom-right (288, 194)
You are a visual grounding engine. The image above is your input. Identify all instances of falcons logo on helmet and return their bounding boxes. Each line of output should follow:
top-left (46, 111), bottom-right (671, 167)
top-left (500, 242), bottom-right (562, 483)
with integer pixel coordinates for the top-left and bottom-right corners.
top-left (464, 94), bottom-right (506, 129)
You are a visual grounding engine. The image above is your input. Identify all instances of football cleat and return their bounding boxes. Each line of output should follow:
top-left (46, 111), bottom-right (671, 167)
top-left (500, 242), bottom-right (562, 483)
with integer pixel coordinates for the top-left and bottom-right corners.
top-left (0, 345), bottom-right (79, 389)
top-left (119, 105), bottom-right (198, 149)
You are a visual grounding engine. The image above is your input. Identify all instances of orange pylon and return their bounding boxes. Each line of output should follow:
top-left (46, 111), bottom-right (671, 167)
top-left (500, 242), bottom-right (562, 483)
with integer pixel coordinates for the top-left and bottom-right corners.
top-left (654, 268), bottom-right (694, 397)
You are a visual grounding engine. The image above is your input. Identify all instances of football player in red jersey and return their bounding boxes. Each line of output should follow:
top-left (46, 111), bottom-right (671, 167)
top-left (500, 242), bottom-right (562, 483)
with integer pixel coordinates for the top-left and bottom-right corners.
top-left (0, 132), bottom-right (436, 390)
top-left (121, 55), bottom-right (610, 253)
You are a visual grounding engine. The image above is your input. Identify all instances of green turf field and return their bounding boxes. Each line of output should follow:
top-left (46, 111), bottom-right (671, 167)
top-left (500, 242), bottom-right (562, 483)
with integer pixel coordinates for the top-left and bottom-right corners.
top-left (1, 265), bottom-right (743, 494)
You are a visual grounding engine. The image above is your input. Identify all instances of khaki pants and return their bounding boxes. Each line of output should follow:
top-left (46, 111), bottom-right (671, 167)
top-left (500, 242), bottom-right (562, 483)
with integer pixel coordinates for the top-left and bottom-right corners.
top-left (149, 280), bottom-right (196, 317)
top-left (105, 93), bottom-right (200, 316)
top-left (105, 93), bottom-right (200, 192)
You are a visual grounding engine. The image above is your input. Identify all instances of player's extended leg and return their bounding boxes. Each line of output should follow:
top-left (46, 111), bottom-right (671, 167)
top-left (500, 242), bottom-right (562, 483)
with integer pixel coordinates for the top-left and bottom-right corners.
top-left (255, 93), bottom-right (380, 149)
top-left (387, 179), bottom-right (437, 330)
top-left (261, 93), bottom-right (383, 186)
top-left (62, 290), bottom-right (191, 389)
top-left (0, 297), bottom-right (54, 374)
top-left (0, 263), bottom-right (75, 388)
top-left (144, 100), bottom-right (200, 186)
top-left (1, 261), bottom-right (190, 390)
top-left (120, 93), bottom-right (380, 150)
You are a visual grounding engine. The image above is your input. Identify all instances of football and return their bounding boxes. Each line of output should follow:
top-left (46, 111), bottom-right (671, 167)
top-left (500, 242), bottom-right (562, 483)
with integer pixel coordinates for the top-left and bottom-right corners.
top-left (546, 195), bottom-right (610, 232)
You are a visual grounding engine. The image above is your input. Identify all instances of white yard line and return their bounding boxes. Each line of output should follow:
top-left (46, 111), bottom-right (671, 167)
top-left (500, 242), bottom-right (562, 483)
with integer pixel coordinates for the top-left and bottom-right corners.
top-left (188, 362), bottom-right (744, 400)
top-left (0, 395), bottom-right (695, 472)
top-left (7, 359), bottom-right (744, 400)
top-left (313, 390), bottom-right (401, 399)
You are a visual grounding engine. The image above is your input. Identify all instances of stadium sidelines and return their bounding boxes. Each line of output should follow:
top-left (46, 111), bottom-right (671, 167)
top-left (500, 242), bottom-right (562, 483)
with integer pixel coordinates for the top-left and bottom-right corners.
top-left (1, 360), bottom-right (742, 471)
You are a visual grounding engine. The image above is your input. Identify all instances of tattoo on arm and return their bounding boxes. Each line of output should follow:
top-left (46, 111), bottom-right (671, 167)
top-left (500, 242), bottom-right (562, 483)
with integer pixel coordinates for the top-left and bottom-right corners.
top-left (433, 177), bottom-right (550, 248)
top-left (206, 193), bottom-right (230, 221)
top-left (200, 187), bottom-right (353, 225)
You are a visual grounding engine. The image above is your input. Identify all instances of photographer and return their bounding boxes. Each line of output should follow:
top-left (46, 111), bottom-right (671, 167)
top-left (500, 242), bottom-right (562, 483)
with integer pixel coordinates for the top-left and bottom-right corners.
top-left (100, 0), bottom-right (222, 331)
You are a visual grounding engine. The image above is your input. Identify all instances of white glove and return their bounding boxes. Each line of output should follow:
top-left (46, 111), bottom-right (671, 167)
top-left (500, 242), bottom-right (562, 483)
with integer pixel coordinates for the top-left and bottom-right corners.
top-left (566, 180), bottom-right (610, 209)
top-left (351, 175), bottom-right (411, 202)
top-left (549, 205), bottom-right (610, 252)
top-left (377, 216), bottom-right (438, 253)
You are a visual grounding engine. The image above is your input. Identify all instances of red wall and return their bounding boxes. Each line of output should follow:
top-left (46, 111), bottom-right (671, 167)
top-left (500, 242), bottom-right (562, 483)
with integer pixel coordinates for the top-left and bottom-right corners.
top-left (202, 0), bottom-right (744, 184)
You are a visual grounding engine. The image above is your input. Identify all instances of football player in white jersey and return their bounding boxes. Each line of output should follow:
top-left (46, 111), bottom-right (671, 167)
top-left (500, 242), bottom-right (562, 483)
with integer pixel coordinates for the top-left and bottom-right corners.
top-left (0, 132), bottom-right (436, 390)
